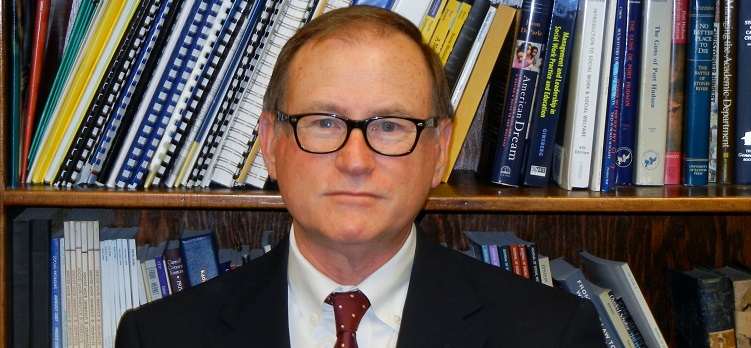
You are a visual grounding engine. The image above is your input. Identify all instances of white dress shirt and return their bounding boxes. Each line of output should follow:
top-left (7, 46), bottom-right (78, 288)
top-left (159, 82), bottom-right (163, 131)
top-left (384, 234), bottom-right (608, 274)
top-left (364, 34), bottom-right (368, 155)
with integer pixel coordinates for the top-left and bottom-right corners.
top-left (287, 225), bottom-right (416, 348)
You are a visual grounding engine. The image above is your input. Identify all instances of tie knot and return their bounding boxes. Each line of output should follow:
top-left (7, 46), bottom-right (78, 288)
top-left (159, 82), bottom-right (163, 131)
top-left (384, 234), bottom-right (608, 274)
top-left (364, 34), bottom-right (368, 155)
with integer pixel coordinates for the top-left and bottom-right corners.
top-left (327, 290), bottom-right (371, 333)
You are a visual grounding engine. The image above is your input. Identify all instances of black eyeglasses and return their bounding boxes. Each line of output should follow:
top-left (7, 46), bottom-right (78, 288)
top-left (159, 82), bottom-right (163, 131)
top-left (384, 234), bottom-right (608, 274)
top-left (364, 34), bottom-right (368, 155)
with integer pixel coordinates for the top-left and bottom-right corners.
top-left (276, 111), bottom-right (438, 156)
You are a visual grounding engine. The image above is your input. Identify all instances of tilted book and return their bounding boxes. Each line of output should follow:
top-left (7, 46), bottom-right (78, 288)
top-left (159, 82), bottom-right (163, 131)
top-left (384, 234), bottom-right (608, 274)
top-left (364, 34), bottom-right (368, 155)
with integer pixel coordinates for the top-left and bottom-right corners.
top-left (550, 257), bottom-right (626, 348)
top-left (580, 251), bottom-right (668, 348)
top-left (552, 0), bottom-right (608, 190)
top-left (668, 268), bottom-right (736, 347)
top-left (522, 0), bottom-right (580, 187)
top-left (634, 0), bottom-right (672, 186)
top-left (444, 0), bottom-right (492, 91)
top-left (681, 0), bottom-right (715, 186)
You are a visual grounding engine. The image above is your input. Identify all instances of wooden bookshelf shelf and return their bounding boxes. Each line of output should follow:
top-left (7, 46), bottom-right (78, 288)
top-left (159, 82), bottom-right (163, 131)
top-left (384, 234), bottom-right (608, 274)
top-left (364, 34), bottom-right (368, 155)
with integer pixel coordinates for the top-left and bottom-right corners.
top-left (5, 170), bottom-right (751, 212)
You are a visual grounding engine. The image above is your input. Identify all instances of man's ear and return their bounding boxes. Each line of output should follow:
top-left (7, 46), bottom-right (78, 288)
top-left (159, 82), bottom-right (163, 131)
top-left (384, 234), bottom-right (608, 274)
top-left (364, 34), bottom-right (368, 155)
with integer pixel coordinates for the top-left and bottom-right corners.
top-left (431, 118), bottom-right (452, 188)
top-left (258, 111), bottom-right (278, 180)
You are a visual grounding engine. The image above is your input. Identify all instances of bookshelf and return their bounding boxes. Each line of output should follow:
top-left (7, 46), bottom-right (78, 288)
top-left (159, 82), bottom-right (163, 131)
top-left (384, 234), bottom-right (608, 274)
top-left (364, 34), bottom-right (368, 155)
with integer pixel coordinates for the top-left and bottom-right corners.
top-left (1, 4), bottom-right (750, 348)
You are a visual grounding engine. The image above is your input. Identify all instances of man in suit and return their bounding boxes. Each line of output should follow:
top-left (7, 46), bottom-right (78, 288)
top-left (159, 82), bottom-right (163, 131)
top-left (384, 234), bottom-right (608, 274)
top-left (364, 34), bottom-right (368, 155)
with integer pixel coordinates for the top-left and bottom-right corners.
top-left (116, 5), bottom-right (604, 347)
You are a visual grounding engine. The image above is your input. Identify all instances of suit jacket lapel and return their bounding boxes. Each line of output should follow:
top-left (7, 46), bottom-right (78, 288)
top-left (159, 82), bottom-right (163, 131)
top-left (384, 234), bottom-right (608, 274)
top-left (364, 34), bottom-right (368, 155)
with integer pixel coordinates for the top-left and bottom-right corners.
top-left (397, 231), bottom-right (487, 348)
top-left (214, 237), bottom-right (292, 348)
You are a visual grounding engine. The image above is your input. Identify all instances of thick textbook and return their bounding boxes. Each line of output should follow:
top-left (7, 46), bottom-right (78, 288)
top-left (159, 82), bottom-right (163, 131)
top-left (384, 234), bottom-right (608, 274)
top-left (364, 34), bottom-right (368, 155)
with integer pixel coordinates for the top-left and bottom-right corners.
top-left (668, 267), bottom-right (736, 347)
top-left (681, 0), bottom-right (715, 186)
top-left (579, 251), bottom-right (668, 348)
top-left (522, 0), bottom-right (579, 187)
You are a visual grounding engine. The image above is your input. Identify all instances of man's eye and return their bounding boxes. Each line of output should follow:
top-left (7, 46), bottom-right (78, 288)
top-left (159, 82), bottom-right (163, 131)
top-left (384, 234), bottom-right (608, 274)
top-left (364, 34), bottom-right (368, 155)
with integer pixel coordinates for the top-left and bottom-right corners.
top-left (378, 121), bottom-right (398, 132)
top-left (316, 119), bottom-right (335, 128)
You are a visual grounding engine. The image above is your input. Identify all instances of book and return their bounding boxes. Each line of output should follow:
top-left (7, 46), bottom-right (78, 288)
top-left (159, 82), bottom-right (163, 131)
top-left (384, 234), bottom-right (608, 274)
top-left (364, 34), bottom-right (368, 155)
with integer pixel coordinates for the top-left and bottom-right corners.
top-left (420, 0), bottom-right (449, 42)
top-left (590, 282), bottom-right (637, 348)
top-left (50, 231), bottom-right (64, 348)
top-left (438, 0), bottom-right (473, 64)
top-left (681, 0), bottom-right (715, 186)
top-left (12, 208), bottom-right (64, 348)
top-left (537, 254), bottom-right (553, 286)
top-left (633, 0), bottom-right (672, 186)
top-left (551, 0), bottom-right (608, 190)
top-left (716, 0), bottom-right (737, 184)
top-left (736, 0), bottom-right (751, 183)
top-left (179, 229), bottom-right (221, 287)
top-left (550, 257), bottom-right (625, 348)
top-left (668, 267), bottom-right (737, 347)
top-left (612, 294), bottom-right (648, 347)
top-left (443, 3), bottom-right (517, 182)
top-left (20, 0), bottom-right (52, 183)
top-left (522, 0), bottom-right (579, 187)
top-left (163, 240), bottom-right (187, 294)
top-left (588, 0), bottom-right (619, 190)
top-left (664, 0), bottom-right (689, 184)
top-left (390, 0), bottom-right (433, 26)
top-left (483, 0), bottom-right (554, 186)
top-left (443, 0), bottom-right (491, 90)
top-left (580, 251), bottom-right (668, 347)
top-left (600, 0), bottom-right (642, 190)
top-left (711, 265), bottom-right (751, 348)
top-left (428, 0), bottom-right (463, 54)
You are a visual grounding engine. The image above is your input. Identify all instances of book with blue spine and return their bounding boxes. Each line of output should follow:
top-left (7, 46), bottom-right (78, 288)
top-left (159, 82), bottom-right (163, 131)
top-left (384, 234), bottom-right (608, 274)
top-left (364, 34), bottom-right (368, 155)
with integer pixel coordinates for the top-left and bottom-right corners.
top-left (736, 0), bottom-right (751, 183)
top-left (487, 0), bottom-right (554, 186)
top-left (522, 0), bottom-right (580, 187)
top-left (613, 0), bottom-right (642, 186)
top-left (681, 0), bottom-right (715, 186)
top-left (179, 230), bottom-right (220, 287)
top-left (50, 234), bottom-right (64, 348)
top-left (600, 0), bottom-right (628, 191)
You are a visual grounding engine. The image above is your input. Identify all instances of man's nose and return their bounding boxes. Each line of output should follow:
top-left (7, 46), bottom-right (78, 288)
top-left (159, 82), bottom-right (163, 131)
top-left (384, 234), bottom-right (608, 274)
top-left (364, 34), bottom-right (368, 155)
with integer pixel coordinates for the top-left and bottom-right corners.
top-left (335, 129), bottom-right (376, 175)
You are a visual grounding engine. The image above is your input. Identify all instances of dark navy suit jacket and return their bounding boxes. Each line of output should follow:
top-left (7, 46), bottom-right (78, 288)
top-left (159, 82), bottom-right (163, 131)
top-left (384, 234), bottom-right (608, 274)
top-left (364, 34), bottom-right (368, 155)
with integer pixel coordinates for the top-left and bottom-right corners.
top-left (116, 231), bottom-right (604, 347)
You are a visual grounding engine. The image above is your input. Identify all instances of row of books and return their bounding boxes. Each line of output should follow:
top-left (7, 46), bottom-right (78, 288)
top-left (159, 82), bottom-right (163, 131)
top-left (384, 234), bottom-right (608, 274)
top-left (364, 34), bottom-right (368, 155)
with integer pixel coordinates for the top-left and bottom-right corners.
top-left (9, 0), bottom-right (523, 189)
top-left (462, 230), bottom-right (669, 348)
top-left (474, 0), bottom-right (751, 190)
top-left (10, 208), bottom-right (271, 348)
top-left (667, 264), bottom-right (751, 348)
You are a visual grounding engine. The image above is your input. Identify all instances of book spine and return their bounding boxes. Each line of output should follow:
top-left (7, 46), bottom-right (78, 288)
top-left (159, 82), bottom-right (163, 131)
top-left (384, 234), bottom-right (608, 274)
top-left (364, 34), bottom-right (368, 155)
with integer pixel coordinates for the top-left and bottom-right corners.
top-left (180, 233), bottom-right (220, 287)
top-left (613, 295), bottom-right (647, 347)
top-left (429, 0), bottom-right (462, 54)
top-left (634, 0), bottom-right (672, 186)
top-left (553, 0), bottom-right (608, 190)
top-left (391, 0), bottom-right (433, 26)
top-left (489, 0), bottom-right (554, 186)
top-left (600, 0), bottom-right (628, 191)
top-left (524, 243), bottom-right (541, 283)
top-left (163, 247), bottom-right (187, 293)
top-left (682, 0), bottom-right (715, 186)
top-left (589, 0), bottom-right (619, 190)
top-left (51, 237), bottom-right (63, 348)
top-left (735, 0), bottom-right (751, 183)
top-left (613, 0), bottom-right (643, 186)
top-left (419, 0), bottom-right (448, 43)
top-left (665, 0), bottom-right (688, 184)
top-left (716, 0), bottom-right (737, 184)
top-left (488, 244), bottom-right (501, 266)
top-left (155, 256), bottom-right (171, 297)
top-left (438, 0), bottom-right (473, 64)
top-left (499, 245), bottom-right (512, 272)
top-left (444, 0), bottom-right (491, 90)
top-left (522, 0), bottom-right (579, 187)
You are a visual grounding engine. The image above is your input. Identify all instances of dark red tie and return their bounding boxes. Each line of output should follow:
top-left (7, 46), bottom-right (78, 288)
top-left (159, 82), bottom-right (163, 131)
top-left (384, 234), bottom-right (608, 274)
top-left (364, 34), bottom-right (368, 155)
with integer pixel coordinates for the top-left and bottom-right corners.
top-left (326, 290), bottom-right (371, 348)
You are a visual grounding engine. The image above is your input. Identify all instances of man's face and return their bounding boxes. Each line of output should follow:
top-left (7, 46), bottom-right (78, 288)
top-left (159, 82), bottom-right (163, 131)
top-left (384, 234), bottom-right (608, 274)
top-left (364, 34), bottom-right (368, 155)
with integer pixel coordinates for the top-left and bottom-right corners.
top-left (260, 32), bottom-right (451, 253)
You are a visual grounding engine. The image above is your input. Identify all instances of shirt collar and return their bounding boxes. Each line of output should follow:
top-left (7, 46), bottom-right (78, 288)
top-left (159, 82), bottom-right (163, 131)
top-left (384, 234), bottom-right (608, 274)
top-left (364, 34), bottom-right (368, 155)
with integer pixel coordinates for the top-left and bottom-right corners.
top-left (287, 224), bottom-right (416, 331)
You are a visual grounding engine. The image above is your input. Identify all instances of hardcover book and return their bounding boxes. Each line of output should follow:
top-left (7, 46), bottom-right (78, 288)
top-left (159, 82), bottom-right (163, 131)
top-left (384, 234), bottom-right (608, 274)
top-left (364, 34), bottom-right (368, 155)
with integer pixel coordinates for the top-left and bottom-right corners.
top-left (590, 282), bottom-right (637, 348)
top-left (179, 229), bottom-right (221, 287)
top-left (681, 0), bottom-right (715, 186)
top-left (668, 267), bottom-right (737, 347)
top-left (634, 0), bottom-right (672, 186)
top-left (522, 0), bottom-right (579, 187)
top-left (716, 0), bottom-right (737, 184)
top-left (735, 0), bottom-right (751, 183)
top-left (664, 0), bottom-right (689, 184)
top-left (711, 265), bottom-right (751, 347)
top-left (580, 251), bottom-right (668, 348)
top-left (485, 0), bottom-right (554, 186)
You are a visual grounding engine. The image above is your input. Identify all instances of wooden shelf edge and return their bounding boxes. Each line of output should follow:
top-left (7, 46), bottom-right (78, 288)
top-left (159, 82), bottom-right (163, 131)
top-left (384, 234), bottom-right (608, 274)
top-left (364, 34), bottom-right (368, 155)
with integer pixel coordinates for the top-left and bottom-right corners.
top-left (4, 183), bottom-right (751, 213)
